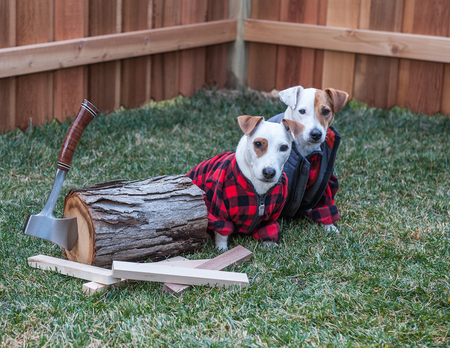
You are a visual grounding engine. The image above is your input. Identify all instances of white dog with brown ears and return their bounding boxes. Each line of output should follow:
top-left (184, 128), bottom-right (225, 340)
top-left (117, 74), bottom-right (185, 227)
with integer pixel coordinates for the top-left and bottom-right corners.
top-left (274, 85), bottom-right (349, 233)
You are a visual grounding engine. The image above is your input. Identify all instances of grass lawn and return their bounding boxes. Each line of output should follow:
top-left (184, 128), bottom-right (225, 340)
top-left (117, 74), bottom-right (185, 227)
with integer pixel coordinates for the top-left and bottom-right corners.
top-left (1, 89), bottom-right (449, 347)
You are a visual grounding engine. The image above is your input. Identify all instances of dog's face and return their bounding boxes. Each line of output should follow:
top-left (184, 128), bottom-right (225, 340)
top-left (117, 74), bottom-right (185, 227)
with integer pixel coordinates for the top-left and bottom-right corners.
top-left (237, 116), bottom-right (304, 186)
top-left (279, 86), bottom-right (348, 151)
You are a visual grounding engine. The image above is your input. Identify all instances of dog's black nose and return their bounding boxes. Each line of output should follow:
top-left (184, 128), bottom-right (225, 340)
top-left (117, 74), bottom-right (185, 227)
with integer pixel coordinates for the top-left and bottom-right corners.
top-left (263, 167), bottom-right (276, 179)
top-left (310, 129), bottom-right (322, 142)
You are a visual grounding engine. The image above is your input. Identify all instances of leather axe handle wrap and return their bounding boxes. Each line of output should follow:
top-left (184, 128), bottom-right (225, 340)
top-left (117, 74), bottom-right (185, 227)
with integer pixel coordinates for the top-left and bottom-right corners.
top-left (57, 100), bottom-right (99, 172)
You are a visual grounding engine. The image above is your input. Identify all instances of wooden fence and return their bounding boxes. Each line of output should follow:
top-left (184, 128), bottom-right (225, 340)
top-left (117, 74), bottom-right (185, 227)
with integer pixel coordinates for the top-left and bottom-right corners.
top-left (2, 0), bottom-right (450, 132)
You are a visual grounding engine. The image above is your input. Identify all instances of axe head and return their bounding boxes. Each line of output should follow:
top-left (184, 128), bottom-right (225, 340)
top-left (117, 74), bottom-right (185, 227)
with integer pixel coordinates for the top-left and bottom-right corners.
top-left (24, 213), bottom-right (78, 250)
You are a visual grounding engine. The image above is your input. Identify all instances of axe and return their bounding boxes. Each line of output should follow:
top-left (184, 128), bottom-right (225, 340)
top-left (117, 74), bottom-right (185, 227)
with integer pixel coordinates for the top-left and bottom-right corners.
top-left (23, 100), bottom-right (99, 250)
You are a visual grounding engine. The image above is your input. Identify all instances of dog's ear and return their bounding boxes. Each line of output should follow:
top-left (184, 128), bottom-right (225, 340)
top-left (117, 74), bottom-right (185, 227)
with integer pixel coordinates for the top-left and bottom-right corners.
top-left (325, 88), bottom-right (349, 114)
top-left (237, 116), bottom-right (264, 135)
top-left (278, 85), bottom-right (303, 109)
top-left (281, 119), bottom-right (305, 139)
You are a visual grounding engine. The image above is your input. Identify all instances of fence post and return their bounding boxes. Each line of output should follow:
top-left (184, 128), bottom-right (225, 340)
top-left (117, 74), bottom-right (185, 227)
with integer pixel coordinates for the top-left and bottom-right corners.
top-left (227, 0), bottom-right (251, 90)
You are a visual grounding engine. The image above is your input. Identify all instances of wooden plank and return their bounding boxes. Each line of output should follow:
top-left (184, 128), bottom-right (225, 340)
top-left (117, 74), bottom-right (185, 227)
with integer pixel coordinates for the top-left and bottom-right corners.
top-left (275, 0), bottom-right (320, 90)
top-left (151, 0), bottom-right (182, 102)
top-left (111, 261), bottom-right (249, 288)
top-left (163, 245), bottom-right (253, 295)
top-left (0, 0), bottom-right (16, 132)
top-left (28, 255), bottom-right (120, 284)
top-left (397, 0), bottom-right (450, 115)
top-left (247, 0), bottom-right (281, 91)
top-left (53, 0), bottom-right (86, 123)
top-left (120, 0), bottom-right (151, 108)
top-left (15, 0), bottom-right (53, 130)
top-left (243, 19), bottom-right (450, 65)
top-left (353, 0), bottom-right (403, 109)
top-left (178, 0), bottom-right (208, 97)
top-left (0, 20), bottom-right (238, 78)
top-left (205, 0), bottom-right (229, 88)
top-left (312, 0), bottom-right (328, 89)
top-left (82, 256), bottom-right (210, 295)
top-left (322, 0), bottom-right (360, 95)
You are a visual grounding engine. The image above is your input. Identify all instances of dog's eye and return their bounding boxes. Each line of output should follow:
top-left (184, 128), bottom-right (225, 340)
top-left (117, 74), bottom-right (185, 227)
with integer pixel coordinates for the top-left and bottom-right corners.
top-left (280, 145), bottom-right (289, 152)
top-left (299, 109), bottom-right (306, 115)
top-left (322, 109), bottom-right (331, 116)
top-left (254, 141), bottom-right (262, 148)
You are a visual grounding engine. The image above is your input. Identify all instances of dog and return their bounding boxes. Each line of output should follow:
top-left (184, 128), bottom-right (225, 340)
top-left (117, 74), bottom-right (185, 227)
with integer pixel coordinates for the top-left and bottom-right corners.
top-left (187, 116), bottom-right (304, 250)
top-left (276, 85), bottom-right (349, 233)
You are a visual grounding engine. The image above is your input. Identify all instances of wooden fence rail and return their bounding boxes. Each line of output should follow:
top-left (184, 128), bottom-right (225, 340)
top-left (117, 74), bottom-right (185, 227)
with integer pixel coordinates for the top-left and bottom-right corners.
top-left (1, 0), bottom-right (450, 132)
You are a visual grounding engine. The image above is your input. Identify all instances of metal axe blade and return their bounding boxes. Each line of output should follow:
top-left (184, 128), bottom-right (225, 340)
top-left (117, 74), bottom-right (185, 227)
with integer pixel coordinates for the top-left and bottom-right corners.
top-left (23, 100), bottom-right (99, 250)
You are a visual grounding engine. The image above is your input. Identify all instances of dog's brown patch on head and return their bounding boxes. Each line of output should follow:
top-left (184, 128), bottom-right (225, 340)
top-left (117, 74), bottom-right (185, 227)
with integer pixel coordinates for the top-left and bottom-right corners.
top-left (253, 137), bottom-right (268, 158)
top-left (314, 90), bottom-right (334, 129)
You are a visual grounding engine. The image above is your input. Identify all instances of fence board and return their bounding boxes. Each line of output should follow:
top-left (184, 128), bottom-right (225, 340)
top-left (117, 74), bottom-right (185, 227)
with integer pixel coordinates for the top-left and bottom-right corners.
top-left (15, 0), bottom-right (53, 130)
top-left (205, 0), bottom-right (229, 88)
top-left (247, 0), bottom-right (281, 91)
top-left (88, 0), bottom-right (119, 112)
top-left (322, 0), bottom-right (360, 96)
top-left (179, 0), bottom-right (208, 97)
top-left (151, 0), bottom-right (182, 102)
top-left (53, 0), bottom-right (86, 123)
top-left (353, 0), bottom-right (403, 109)
top-left (0, 0), bottom-right (16, 132)
top-left (442, 21), bottom-right (450, 115)
top-left (313, 0), bottom-right (328, 89)
top-left (120, 0), bottom-right (151, 108)
top-left (397, 0), bottom-right (450, 115)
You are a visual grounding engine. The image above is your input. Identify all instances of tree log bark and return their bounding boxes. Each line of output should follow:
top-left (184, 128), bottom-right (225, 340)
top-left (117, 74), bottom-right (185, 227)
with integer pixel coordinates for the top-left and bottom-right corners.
top-left (62, 175), bottom-right (207, 268)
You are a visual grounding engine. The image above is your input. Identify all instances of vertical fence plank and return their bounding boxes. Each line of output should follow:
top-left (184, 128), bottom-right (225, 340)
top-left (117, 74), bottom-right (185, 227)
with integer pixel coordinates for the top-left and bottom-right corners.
top-left (247, 0), bottom-right (281, 91)
top-left (275, 0), bottom-right (320, 90)
top-left (441, 16), bottom-right (450, 115)
top-left (15, 0), bottom-right (53, 130)
top-left (88, 0), bottom-right (119, 112)
top-left (205, 0), bottom-right (229, 88)
top-left (120, 0), bottom-right (150, 108)
top-left (179, 0), bottom-right (208, 97)
top-left (322, 0), bottom-right (360, 96)
top-left (397, 0), bottom-right (450, 115)
top-left (353, 0), bottom-right (403, 109)
top-left (312, 0), bottom-right (328, 89)
top-left (0, 0), bottom-right (16, 132)
top-left (53, 0), bottom-right (86, 122)
top-left (151, 0), bottom-right (182, 102)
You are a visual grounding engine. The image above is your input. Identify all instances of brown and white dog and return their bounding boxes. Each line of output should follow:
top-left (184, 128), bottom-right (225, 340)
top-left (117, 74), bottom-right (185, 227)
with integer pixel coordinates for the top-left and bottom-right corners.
top-left (278, 85), bottom-right (349, 233)
top-left (278, 85), bottom-right (349, 157)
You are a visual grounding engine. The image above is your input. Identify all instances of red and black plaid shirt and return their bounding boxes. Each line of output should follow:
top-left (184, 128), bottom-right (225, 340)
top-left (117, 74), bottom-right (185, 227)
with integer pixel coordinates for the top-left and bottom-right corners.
top-left (307, 152), bottom-right (339, 225)
top-left (187, 152), bottom-right (288, 242)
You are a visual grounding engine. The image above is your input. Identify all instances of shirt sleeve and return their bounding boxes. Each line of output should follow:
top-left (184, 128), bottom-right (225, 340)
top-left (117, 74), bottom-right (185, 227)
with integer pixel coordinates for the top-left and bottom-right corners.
top-left (207, 212), bottom-right (234, 236)
top-left (309, 173), bottom-right (340, 225)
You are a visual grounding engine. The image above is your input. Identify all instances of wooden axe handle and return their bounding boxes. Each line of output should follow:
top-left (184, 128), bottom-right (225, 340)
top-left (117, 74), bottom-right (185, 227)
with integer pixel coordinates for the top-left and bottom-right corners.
top-left (57, 100), bottom-right (99, 172)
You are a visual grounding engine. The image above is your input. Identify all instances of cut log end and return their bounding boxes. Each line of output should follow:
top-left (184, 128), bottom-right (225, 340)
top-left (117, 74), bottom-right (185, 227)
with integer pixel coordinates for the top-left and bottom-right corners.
top-left (63, 175), bottom-right (208, 268)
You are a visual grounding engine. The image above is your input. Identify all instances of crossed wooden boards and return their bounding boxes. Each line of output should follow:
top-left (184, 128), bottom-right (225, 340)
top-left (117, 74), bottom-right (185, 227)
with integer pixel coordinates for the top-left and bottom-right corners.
top-left (28, 246), bottom-right (252, 295)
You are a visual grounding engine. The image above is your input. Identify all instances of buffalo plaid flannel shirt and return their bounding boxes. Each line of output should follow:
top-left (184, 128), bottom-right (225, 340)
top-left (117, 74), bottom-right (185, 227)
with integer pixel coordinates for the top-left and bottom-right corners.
top-left (187, 152), bottom-right (288, 242)
top-left (306, 153), bottom-right (339, 225)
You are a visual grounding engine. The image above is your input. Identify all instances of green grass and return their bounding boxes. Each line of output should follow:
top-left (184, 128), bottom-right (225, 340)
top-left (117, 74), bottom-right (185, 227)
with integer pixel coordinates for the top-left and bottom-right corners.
top-left (1, 89), bottom-right (449, 347)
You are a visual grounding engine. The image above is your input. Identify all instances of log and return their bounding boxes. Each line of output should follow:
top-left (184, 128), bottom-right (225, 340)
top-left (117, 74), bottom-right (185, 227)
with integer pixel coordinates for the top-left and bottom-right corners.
top-left (62, 175), bottom-right (208, 268)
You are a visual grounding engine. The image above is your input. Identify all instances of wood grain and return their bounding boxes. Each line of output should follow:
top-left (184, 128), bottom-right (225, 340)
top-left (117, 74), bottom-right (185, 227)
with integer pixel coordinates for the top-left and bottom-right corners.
top-left (247, 0), bottom-right (281, 91)
top-left (397, 0), bottom-right (450, 115)
top-left (322, 0), bottom-right (360, 96)
top-left (178, 0), bottom-right (208, 97)
top-left (15, 0), bottom-right (53, 130)
top-left (112, 261), bottom-right (249, 287)
top-left (53, 0), bottom-right (86, 123)
top-left (353, 0), bottom-right (403, 109)
top-left (163, 245), bottom-right (253, 295)
top-left (151, 0), bottom-right (182, 101)
top-left (120, 0), bottom-right (151, 108)
top-left (28, 255), bottom-right (120, 284)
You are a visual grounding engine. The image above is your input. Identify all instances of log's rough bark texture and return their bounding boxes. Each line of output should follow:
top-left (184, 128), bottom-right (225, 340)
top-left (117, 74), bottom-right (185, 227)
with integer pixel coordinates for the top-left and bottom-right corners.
top-left (63, 175), bottom-right (207, 268)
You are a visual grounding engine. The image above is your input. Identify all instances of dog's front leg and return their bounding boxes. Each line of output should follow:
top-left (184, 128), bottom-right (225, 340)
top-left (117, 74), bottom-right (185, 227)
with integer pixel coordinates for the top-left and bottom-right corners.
top-left (324, 224), bottom-right (339, 234)
top-left (214, 231), bottom-right (229, 250)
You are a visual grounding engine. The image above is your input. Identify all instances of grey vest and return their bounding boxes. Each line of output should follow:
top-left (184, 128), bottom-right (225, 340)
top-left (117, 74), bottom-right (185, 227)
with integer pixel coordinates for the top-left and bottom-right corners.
top-left (268, 113), bottom-right (341, 218)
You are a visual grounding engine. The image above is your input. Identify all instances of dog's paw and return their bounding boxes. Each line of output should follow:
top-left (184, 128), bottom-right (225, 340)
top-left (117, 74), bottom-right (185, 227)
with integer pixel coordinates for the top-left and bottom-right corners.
top-left (324, 223), bottom-right (339, 234)
top-left (263, 241), bottom-right (279, 248)
top-left (214, 232), bottom-right (229, 251)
